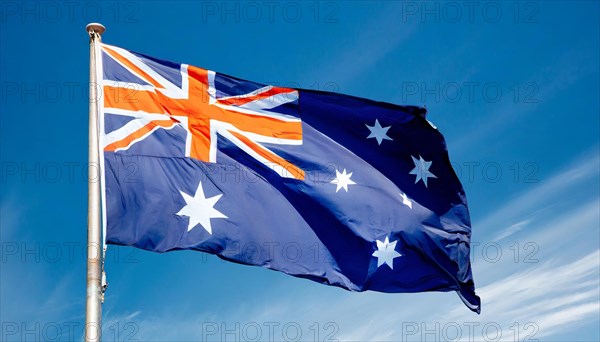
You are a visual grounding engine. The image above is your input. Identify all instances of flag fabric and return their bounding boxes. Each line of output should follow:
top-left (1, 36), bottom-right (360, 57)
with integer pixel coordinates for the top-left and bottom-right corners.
top-left (99, 43), bottom-right (480, 313)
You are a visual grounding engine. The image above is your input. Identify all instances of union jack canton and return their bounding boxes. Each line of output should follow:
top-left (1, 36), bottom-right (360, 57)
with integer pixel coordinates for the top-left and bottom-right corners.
top-left (101, 44), bottom-right (303, 179)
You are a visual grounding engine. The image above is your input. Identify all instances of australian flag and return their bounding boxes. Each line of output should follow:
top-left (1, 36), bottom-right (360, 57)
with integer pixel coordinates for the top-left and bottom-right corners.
top-left (99, 43), bottom-right (480, 313)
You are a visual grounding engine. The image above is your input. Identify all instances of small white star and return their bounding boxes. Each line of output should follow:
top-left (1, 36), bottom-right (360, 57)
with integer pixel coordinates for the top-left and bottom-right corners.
top-left (372, 236), bottom-right (402, 269)
top-left (365, 119), bottom-right (393, 145)
top-left (409, 155), bottom-right (437, 187)
top-left (176, 182), bottom-right (228, 234)
top-left (400, 192), bottom-right (412, 209)
top-left (330, 169), bottom-right (356, 192)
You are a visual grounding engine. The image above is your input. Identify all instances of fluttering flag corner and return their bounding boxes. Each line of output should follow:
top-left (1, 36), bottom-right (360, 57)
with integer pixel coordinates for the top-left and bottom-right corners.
top-left (97, 43), bottom-right (481, 313)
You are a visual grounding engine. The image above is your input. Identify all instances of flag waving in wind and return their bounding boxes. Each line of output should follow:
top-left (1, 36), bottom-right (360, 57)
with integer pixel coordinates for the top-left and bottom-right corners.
top-left (99, 43), bottom-right (481, 313)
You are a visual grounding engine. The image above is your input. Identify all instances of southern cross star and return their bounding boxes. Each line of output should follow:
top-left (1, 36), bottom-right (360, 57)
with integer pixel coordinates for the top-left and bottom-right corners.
top-left (365, 119), bottom-right (393, 145)
top-left (372, 236), bottom-right (402, 269)
top-left (409, 155), bottom-right (437, 187)
top-left (330, 168), bottom-right (356, 193)
top-left (176, 182), bottom-right (228, 234)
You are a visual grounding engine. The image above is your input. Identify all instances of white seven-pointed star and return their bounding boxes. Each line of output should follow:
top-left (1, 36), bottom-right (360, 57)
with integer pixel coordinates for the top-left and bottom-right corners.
top-left (330, 169), bottom-right (356, 192)
top-left (176, 182), bottom-right (228, 234)
top-left (372, 236), bottom-right (402, 269)
top-left (365, 119), bottom-right (393, 145)
top-left (400, 192), bottom-right (412, 209)
top-left (409, 155), bottom-right (437, 187)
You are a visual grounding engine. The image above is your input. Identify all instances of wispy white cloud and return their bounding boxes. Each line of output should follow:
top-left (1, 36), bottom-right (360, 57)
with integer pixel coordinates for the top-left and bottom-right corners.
top-left (441, 250), bottom-right (600, 341)
top-left (476, 149), bottom-right (599, 239)
top-left (492, 218), bottom-right (530, 242)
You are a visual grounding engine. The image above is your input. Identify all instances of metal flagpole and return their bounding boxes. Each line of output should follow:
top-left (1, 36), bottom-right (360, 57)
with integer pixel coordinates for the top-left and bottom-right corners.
top-left (85, 22), bottom-right (105, 342)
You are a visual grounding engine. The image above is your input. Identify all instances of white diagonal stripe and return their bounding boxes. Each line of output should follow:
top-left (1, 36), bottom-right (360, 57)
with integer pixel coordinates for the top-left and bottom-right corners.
top-left (104, 108), bottom-right (169, 120)
top-left (212, 102), bottom-right (300, 122)
top-left (101, 43), bottom-right (188, 99)
top-left (102, 80), bottom-right (156, 91)
top-left (217, 85), bottom-right (273, 101)
top-left (238, 91), bottom-right (299, 110)
top-left (103, 118), bottom-right (153, 147)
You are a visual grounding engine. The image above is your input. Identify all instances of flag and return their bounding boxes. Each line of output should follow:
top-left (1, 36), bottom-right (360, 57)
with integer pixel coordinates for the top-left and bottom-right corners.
top-left (99, 43), bottom-right (480, 313)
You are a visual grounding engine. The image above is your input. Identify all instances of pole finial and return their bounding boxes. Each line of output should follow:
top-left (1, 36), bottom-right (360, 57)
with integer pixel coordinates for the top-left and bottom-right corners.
top-left (86, 23), bottom-right (106, 37)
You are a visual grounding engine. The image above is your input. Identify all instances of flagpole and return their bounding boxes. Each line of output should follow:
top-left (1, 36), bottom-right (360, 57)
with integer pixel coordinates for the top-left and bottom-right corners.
top-left (85, 22), bottom-right (105, 342)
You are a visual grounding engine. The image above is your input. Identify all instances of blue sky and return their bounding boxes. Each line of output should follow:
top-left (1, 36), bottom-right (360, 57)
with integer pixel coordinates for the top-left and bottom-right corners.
top-left (1, 1), bottom-right (599, 341)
